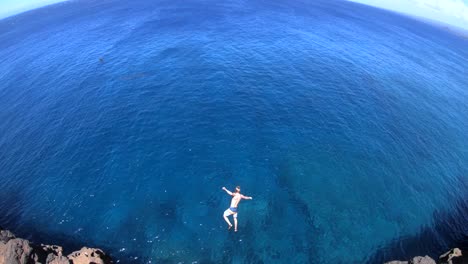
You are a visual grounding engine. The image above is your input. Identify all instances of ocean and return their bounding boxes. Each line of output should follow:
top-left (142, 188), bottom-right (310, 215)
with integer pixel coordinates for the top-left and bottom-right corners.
top-left (0, 0), bottom-right (467, 263)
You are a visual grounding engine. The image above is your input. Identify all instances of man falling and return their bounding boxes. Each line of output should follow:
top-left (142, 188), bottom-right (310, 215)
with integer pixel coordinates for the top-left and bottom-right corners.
top-left (222, 186), bottom-right (253, 232)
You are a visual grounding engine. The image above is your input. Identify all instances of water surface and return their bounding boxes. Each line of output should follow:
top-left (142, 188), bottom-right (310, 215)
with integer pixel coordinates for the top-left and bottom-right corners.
top-left (0, 0), bottom-right (467, 263)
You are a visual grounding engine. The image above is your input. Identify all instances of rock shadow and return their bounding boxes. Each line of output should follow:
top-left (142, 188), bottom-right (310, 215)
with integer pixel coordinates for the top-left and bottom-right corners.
top-left (367, 176), bottom-right (468, 263)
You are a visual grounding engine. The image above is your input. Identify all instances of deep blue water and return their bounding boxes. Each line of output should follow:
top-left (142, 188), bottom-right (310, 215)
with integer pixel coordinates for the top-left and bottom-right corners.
top-left (0, 0), bottom-right (467, 263)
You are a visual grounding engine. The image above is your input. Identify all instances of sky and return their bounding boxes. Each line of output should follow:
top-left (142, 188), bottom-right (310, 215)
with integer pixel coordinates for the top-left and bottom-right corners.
top-left (0, 0), bottom-right (67, 19)
top-left (349, 0), bottom-right (468, 29)
top-left (0, 0), bottom-right (468, 29)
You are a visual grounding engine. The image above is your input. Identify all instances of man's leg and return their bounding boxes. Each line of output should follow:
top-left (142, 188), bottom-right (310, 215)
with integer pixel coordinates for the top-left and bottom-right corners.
top-left (233, 213), bottom-right (238, 232)
top-left (223, 209), bottom-right (233, 228)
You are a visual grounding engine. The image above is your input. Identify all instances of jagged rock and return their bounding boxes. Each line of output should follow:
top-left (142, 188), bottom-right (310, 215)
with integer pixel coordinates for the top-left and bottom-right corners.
top-left (42, 244), bottom-right (64, 258)
top-left (384, 255), bottom-right (436, 264)
top-left (410, 256), bottom-right (436, 264)
top-left (0, 238), bottom-right (35, 264)
top-left (41, 245), bottom-right (63, 256)
top-left (0, 230), bottom-right (15, 244)
top-left (41, 244), bottom-right (68, 264)
top-left (439, 248), bottom-right (466, 264)
top-left (0, 229), bottom-right (111, 264)
top-left (67, 247), bottom-right (111, 264)
top-left (46, 254), bottom-right (70, 264)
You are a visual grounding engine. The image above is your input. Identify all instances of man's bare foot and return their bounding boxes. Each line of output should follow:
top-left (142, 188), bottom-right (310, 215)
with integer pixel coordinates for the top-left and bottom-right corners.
top-left (234, 229), bottom-right (238, 232)
top-left (228, 225), bottom-right (233, 230)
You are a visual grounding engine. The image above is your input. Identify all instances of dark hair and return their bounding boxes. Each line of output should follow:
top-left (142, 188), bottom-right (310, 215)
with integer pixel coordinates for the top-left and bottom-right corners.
top-left (235, 186), bottom-right (241, 192)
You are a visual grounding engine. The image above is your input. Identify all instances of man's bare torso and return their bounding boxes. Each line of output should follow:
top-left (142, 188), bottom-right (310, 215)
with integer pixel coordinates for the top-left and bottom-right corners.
top-left (230, 193), bottom-right (241, 208)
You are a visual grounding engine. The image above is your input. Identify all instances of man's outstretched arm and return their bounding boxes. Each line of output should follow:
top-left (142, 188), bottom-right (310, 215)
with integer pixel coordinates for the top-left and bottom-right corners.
top-left (222, 187), bottom-right (233, 196)
top-left (241, 194), bottom-right (253, 200)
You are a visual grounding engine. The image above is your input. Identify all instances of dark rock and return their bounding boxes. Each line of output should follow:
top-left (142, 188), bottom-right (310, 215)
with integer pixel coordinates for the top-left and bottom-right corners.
top-left (410, 256), bottom-right (436, 264)
top-left (0, 229), bottom-right (111, 264)
top-left (385, 248), bottom-right (467, 264)
top-left (0, 230), bottom-right (15, 244)
top-left (42, 244), bottom-right (69, 264)
top-left (439, 248), bottom-right (467, 264)
top-left (383, 255), bottom-right (437, 264)
top-left (41, 244), bottom-right (63, 257)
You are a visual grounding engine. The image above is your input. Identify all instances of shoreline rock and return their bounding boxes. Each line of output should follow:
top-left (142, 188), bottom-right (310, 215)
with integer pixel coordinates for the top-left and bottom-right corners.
top-left (0, 229), bottom-right (112, 264)
top-left (385, 248), bottom-right (466, 264)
